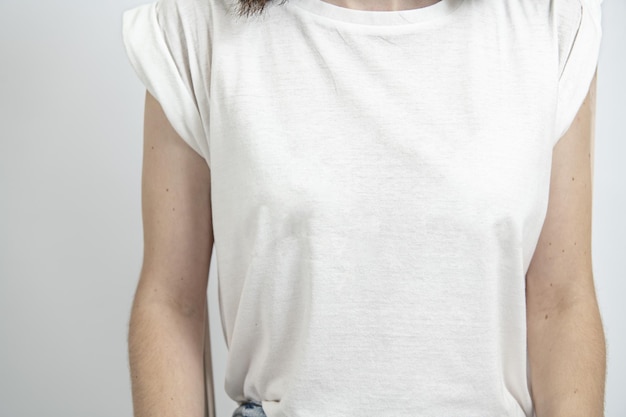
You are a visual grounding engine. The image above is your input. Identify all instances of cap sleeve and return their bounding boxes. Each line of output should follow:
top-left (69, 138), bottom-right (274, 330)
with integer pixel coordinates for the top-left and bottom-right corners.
top-left (122, 0), bottom-right (211, 165)
top-left (554, 0), bottom-right (603, 146)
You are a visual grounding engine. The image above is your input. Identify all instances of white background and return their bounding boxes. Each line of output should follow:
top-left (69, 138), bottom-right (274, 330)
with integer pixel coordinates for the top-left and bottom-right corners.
top-left (0, 1), bottom-right (623, 416)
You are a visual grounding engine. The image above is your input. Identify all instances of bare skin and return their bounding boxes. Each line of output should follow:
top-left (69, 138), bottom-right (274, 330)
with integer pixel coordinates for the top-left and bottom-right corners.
top-left (320, 0), bottom-right (441, 12)
top-left (128, 90), bottom-right (214, 417)
top-left (526, 72), bottom-right (606, 417)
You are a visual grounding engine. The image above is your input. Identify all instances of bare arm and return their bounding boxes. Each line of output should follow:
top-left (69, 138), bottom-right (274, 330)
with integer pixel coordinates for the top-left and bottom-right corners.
top-left (526, 71), bottom-right (606, 417)
top-left (128, 90), bottom-right (214, 417)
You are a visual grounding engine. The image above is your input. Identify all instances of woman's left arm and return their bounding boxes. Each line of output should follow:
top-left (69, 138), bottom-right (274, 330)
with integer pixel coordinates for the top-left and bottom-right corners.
top-left (526, 70), bottom-right (606, 417)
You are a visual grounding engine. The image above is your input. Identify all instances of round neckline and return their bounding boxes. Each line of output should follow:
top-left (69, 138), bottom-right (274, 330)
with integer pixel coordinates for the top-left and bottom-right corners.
top-left (287, 0), bottom-right (464, 26)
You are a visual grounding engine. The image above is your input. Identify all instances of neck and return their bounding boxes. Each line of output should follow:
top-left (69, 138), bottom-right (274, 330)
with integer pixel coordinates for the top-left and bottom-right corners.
top-left (319, 0), bottom-right (442, 12)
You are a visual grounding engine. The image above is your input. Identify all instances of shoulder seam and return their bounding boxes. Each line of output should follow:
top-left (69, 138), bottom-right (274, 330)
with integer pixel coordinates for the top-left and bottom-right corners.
top-left (558, 0), bottom-right (583, 81)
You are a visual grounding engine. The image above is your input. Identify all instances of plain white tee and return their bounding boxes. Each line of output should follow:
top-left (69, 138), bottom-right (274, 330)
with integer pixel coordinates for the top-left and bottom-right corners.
top-left (122, 0), bottom-right (602, 416)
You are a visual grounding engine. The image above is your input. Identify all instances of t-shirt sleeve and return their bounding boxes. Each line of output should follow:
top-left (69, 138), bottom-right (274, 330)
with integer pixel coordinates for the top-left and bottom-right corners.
top-left (554, 0), bottom-right (603, 146)
top-left (122, 0), bottom-right (211, 165)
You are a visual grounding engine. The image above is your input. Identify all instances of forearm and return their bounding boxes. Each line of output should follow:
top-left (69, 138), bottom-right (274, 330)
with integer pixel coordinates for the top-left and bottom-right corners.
top-left (527, 294), bottom-right (606, 417)
top-left (128, 293), bottom-right (207, 417)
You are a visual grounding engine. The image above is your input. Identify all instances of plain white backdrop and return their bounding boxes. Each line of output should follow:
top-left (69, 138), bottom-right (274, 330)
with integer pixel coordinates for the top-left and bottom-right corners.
top-left (0, 1), bottom-right (623, 416)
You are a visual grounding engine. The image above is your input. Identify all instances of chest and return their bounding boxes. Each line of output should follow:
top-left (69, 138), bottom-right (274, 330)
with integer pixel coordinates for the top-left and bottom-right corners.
top-left (209, 20), bottom-right (557, 231)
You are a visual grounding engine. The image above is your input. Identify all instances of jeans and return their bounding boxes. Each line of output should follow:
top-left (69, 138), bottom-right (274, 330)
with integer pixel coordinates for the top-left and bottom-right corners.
top-left (232, 400), bottom-right (267, 417)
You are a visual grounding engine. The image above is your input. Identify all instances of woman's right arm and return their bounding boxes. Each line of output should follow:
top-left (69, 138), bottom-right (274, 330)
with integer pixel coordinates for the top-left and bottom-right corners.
top-left (128, 90), bottom-right (214, 417)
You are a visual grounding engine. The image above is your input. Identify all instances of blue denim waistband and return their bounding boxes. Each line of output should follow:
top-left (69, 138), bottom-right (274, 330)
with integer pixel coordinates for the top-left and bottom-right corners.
top-left (232, 400), bottom-right (266, 417)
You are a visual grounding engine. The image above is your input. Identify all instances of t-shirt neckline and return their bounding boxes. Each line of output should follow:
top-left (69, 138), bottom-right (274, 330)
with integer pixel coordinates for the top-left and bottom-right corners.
top-left (287, 0), bottom-right (464, 26)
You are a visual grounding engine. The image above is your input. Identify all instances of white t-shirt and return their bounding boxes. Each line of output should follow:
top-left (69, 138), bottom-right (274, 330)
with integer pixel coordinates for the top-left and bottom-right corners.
top-left (122, 0), bottom-right (602, 416)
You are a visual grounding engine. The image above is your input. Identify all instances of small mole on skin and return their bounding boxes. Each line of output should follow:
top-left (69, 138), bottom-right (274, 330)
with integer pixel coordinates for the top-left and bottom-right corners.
top-left (572, 177), bottom-right (575, 181)
top-left (574, 389), bottom-right (578, 394)
top-left (172, 207), bottom-right (175, 211)
top-left (550, 283), bottom-right (553, 287)
top-left (545, 314), bottom-right (549, 320)
top-left (166, 188), bottom-right (169, 192)
top-left (562, 249), bottom-right (565, 253)
top-left (548, 242), bottom-right (552, 246)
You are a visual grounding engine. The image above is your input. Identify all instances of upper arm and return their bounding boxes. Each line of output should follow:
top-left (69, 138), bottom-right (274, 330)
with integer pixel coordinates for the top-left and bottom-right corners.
top-left (526, 71), bottom-right (598, 312)
top-left (136, 90), bottom-right (214, 317)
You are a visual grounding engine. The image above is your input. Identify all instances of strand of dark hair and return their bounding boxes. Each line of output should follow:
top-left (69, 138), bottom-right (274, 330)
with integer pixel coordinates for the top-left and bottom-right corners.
top-left (236, 0), bottom-right (289, 17)
top-left (236, 0), bottom-right (270, 16)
